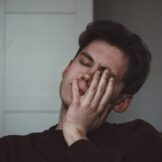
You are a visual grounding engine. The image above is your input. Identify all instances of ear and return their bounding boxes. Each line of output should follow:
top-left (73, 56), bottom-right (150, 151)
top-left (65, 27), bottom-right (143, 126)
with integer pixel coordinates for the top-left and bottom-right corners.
top-left (113, 95), bottom-right (133, 113)
top-left (62, 60), bottom-right (73, 77)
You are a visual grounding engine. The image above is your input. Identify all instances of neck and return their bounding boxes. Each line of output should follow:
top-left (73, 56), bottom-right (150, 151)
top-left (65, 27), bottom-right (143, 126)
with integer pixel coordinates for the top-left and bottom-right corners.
top-left (56, 103), bottom-right (68, 130)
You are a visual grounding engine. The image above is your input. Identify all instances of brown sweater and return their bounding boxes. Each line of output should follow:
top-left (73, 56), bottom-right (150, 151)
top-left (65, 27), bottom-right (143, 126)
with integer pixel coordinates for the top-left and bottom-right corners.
top-left (0, 119), bottom-right (162, 162)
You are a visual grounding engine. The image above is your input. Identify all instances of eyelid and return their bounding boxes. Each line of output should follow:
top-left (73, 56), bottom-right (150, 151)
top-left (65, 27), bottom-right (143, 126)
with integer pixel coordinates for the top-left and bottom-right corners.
top-left (80, 52), bottom-right (93, 62)
top-left (79, 60), bottom-right (91, 67)
top-left (79, 57), bottom-right (92, 66)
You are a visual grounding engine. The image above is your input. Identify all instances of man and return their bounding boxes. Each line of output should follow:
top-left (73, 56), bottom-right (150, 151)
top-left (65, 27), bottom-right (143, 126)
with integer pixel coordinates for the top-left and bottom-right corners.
top-left (0, 20), bottom-right (162, 162)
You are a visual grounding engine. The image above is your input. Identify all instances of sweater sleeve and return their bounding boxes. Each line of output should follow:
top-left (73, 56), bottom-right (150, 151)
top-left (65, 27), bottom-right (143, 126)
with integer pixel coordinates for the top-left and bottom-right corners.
top-left (65, 120), bottom-right (162, 162)
top-left (66, 140), bottom-right (126, 162)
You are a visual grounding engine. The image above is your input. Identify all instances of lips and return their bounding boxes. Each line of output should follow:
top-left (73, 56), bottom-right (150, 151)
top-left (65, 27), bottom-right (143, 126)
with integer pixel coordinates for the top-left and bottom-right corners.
top-left (70, 78), bottom-right (88, 96)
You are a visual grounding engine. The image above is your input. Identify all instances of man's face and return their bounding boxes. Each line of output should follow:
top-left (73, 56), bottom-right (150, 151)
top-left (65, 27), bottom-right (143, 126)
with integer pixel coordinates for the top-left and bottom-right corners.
top-left (60, 40), bottom-right (128, 107)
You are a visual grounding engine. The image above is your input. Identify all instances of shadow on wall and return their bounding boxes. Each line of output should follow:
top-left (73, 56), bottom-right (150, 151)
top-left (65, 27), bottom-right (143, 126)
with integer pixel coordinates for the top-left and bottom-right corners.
top-left (94, 0), bottom-right (162, 132)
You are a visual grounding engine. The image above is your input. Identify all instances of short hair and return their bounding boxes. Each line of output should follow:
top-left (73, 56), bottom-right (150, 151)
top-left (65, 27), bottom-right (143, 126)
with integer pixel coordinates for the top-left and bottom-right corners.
top-left (76, 20), bottom-right (151, 95)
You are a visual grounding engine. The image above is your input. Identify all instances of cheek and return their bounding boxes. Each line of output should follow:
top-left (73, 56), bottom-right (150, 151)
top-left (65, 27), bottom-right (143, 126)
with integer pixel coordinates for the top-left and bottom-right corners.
top-left (66, 67), bottom-right (84, 80)
top-left (115, 83), bottom-right (123, 93)
top-left (62, 69), bottom-right (67, 78)
top-left (112, 83), bottom-right (124, 100)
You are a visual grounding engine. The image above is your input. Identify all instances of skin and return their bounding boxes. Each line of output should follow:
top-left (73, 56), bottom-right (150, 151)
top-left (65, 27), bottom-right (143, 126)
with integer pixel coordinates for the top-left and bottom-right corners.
top-left (57, 40), bottom-right (131, 146)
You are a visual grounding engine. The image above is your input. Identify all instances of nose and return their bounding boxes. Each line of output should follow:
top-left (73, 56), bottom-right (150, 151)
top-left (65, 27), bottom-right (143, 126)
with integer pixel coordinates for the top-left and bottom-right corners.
top-left (81, 67), bottom-right (95, 86)
top-left (82, 66), bottom-right (105, 85)
top-left (83, 65), bottom-right (106, 79)
top-left (82, 73), bottom-right (92, 87)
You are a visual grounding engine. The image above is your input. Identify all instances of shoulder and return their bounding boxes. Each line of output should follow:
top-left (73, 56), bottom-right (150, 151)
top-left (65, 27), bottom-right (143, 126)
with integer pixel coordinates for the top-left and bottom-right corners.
top-left (104, 119), bottom-right (162, 144)
top-left (122, 119), bottom-right (161, 136)
top-left (94, 119), bottom-right (160, 137)
top-left (108, 119), bottom-right (160, 134)
top-left (117, 119), bottom-right (162, 161)
top-left (0, 125), bottom-right (58, 146)
top-left (112, 119), bottom-right (162, 148)
top-left (0, 125), bottom-right (63, 161)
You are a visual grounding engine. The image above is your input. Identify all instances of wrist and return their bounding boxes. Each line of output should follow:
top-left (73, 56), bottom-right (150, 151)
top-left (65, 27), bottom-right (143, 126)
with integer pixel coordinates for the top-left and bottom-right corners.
top-left (63, 126), bottom-right (89, 146)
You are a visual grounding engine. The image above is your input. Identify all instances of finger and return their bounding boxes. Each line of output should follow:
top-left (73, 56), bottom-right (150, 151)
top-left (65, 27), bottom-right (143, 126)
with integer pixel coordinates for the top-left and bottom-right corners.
top-left (91, 69), bottom-right (110, 107)
top-left (98, 106), bottom-right (111, 126)
top-left (97, 77), bottom-right (114, 111)
top-left (91, 105), bottom-right (111, 130)
top-left (72, 78), bottom-right (80, 104)
top-left (84, 70), bottom-right (101, 103)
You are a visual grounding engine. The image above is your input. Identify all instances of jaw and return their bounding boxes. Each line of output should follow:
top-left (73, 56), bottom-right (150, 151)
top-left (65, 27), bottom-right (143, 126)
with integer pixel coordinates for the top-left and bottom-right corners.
top-left (59, 79), bottom-right (72, 108)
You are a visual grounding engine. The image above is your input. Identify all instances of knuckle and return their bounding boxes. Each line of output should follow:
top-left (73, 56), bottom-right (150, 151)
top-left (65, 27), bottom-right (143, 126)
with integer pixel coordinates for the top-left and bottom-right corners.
top-left (99, 85), bottom-right (105, 93)
top-left (92, 84), bottom-right (97, 91)
top-left (72, 100), bottom-right (80, 106)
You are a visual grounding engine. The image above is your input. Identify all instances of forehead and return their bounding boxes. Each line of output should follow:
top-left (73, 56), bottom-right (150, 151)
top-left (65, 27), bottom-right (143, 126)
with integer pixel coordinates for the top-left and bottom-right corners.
top-left (78, 40), bottom-right (128, 80)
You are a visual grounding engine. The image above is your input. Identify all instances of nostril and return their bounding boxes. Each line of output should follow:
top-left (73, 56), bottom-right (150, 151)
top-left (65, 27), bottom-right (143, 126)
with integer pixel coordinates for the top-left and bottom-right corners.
top-left (80, 74), bottom-right (91, 89)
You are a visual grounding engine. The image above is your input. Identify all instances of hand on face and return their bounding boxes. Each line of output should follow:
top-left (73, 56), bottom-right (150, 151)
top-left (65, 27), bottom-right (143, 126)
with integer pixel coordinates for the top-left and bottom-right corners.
top-left (62, 69), bottom-right (115, 145)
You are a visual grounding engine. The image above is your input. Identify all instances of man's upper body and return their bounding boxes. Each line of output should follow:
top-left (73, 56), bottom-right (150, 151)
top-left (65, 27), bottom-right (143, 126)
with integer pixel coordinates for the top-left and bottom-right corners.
top-left (57, 20), bottom-right (151, 146)
top-left (0, 20), bottom-right (162, 161)
top-left (0, 119), bottom-right (162, 162)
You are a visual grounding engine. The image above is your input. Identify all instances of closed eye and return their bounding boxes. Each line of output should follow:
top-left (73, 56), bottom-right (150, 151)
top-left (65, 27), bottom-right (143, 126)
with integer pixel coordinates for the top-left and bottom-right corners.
top-left (78, 52), bottom-right (93, 67)
top-left (79, 60), bottom-right (91, 67)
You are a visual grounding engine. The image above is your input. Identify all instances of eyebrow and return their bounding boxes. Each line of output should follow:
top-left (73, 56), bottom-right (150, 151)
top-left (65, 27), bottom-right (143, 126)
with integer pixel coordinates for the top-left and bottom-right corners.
top-left (80, 52), bottom-right (117, 78)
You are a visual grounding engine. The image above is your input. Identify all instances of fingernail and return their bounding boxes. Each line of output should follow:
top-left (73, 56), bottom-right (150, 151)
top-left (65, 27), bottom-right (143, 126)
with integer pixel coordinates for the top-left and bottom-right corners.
top-left (110, 77), bottom-right (115, 82)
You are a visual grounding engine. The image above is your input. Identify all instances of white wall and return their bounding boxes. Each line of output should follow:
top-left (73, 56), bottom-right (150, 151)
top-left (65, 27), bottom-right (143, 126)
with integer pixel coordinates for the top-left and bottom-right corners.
top-left (0, 0), bottom-right (93, 137)
top-left (94, 0), bottom-right (162, 132)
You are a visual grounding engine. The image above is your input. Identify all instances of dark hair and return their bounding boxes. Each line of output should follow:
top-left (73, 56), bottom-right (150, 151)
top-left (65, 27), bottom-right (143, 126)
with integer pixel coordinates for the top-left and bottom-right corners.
top-left (76, 20), bottom-right (151, 95)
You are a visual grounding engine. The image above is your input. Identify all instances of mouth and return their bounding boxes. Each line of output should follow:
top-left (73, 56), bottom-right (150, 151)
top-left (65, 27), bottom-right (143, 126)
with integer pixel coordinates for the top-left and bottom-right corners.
top-left (70, 81), bottom-right (86, 96)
